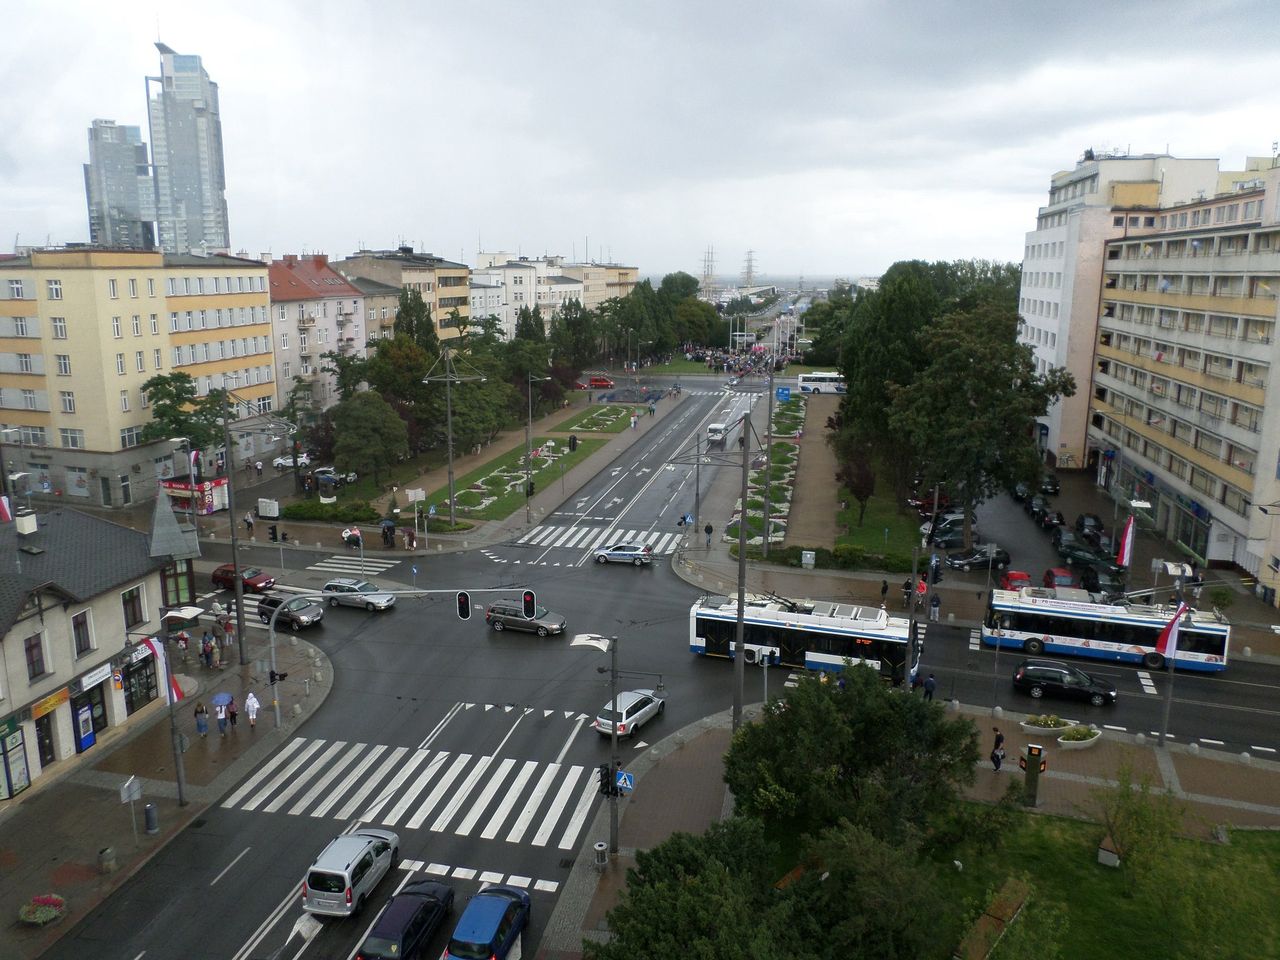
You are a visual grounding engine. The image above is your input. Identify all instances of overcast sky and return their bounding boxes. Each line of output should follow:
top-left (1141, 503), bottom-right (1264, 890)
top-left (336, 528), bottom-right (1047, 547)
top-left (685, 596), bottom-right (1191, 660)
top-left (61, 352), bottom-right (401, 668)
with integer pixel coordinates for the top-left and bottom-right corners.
top-left (2, 0), bottom-right (1274, 280)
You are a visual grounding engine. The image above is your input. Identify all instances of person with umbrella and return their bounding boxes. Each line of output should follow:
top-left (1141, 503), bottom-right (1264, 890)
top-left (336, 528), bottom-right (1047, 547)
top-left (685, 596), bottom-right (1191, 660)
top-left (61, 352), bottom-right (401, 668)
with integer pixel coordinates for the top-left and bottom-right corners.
top-left (211, 692), bottom-right (233, 737)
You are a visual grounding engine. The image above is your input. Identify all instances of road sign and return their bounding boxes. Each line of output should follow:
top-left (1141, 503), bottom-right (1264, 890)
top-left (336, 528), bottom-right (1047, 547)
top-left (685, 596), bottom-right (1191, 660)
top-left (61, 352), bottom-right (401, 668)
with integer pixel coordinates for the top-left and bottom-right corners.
top-left (120, 775), bottom-right (142, 804)
top-left (428, 504), bottom-right (437, 517)
top-left (615, 770), bottom-right (634, 792)
top-left (776, 386), bottom-right (791, 402)
top-left (411, 565), bottom-right (419, 576)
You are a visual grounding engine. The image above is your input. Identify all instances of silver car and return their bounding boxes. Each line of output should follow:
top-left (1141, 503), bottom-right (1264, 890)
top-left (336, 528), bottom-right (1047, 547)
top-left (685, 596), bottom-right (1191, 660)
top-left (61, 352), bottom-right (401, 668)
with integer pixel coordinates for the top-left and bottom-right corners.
top-left (592, 689), bottom-right (665, 738)
top-left (322, 577), bottom-right (396, 611)
top-left (594, 542), bottom-right (653, 566)
top-left (301, 828), bottom-right (399, 917)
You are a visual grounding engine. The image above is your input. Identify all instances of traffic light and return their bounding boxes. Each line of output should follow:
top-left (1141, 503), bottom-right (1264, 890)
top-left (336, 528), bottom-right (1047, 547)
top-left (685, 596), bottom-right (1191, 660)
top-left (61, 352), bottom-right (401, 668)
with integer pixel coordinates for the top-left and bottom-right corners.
top-left (597, 763), bottom-right (611, 796)
top-left (268, 524), bottom-right (279, 542)
top-left (456, 591), bottom-right (471, 621)
top-left (269, 670), bottom-right (288, 685)
top-left (522, 590), bottom-right (537, 619)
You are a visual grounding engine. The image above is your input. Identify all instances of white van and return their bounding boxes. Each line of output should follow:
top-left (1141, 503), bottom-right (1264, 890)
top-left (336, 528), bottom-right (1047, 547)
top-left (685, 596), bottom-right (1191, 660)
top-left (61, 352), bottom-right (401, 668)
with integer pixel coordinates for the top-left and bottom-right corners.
top-left (706, 423), bottom-right (728, 447)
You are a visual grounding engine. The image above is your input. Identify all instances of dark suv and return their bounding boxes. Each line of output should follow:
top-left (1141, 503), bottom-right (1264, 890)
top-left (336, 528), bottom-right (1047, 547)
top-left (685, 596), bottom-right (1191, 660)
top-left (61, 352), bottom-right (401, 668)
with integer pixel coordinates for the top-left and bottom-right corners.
top-left (356, 880), bottom-right (453, 960)
top-left (1012, 659), bottom-right (1117, 707)
top-left (484, 600), bottom-right (566, 637)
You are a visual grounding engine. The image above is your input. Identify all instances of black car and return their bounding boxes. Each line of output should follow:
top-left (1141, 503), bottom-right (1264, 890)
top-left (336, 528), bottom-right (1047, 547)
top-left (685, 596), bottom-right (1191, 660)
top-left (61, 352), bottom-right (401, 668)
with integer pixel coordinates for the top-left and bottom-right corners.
top-left (1012, 659), bottom-right (1117, 707)
top-left (1080, 564), bottom-right (1126, 596)
top-left (1083, 528), bottom-right (1114, 553)
top-left (1051, 526), bottom-right (1080, 554)
top-left (1026, 496), bottom-right (1052, 522)
top-left (928, 527), bottom-right (974, 550)
top-left (357, 880), bottom-right (453, 960)
top-left (945, 544), bottom-right (1010, 572)
top-left (1039, 475), bottom-right (1061, 495)
top-left (1075, 513), bottom-right (1106, 538)
top-left (1038, 510), bottom-right (1066, 531)
top-left (1012, 482), bottom-right (1030, 502)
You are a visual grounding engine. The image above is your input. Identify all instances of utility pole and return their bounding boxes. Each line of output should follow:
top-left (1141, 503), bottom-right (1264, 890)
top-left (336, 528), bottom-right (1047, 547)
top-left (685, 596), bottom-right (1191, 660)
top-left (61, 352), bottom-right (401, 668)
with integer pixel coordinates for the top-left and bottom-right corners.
top-left (732, 409), bottom-right (752, 730)
top-left (608, 633), bottom-right (619, 854)
top-left (423, 349), bottom-right (486, 529)
top-left (761, 369), bottom-right (776, 559)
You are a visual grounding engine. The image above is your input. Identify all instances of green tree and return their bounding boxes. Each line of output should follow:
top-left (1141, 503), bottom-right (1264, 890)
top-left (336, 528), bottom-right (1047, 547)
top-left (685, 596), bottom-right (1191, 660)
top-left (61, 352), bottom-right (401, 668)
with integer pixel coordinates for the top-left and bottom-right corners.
top-left (658, 270), bottom-right (701, 303)
top-left (331, 391), bottom-right (408, 486)
top-left (546, 299), bottom-right (599, 370)
top-left (724, 668), bottom-right (979, 840)
top-left (1090, 760), bottom-right (1184, 898)
top-left (887, 302), bottom-right (1075, 546)
top-left (513, 305), bottom-right (546, 342)
top-left (319, 350), bottom-right (367, 402)
top-left (139, 372), bottom-right (225, 448)
top-left (672, 297), bottom-right (719, 346)
top-left (392, 288), bottom-right (441, 357)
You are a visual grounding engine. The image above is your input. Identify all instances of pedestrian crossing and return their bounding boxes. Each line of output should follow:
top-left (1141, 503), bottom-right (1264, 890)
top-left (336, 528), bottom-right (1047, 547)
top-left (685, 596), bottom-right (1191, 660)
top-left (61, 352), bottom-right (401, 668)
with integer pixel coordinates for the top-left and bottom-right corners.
top-left (304, 554), bottom-right (402, 576)
top-left (513, 525), bottom-right (684, 557)
top-left (222, 735), bottom-right (601, 851)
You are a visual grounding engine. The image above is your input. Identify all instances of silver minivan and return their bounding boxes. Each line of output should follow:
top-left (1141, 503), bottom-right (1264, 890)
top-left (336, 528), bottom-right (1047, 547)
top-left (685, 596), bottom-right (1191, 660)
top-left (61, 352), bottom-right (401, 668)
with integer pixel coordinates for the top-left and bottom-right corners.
top-left (301, 828), bottom-right (400, 917)
top-left (706, 423), bottom-right (728, 447)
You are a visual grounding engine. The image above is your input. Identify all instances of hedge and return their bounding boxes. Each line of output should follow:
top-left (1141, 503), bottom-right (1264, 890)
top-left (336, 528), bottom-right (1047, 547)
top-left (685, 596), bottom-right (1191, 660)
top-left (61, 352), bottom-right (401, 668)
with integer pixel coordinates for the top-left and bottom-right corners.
top-left (734, 543), bottom-right (915, 574)
top-left (281, 500), bottom-right (382, 524)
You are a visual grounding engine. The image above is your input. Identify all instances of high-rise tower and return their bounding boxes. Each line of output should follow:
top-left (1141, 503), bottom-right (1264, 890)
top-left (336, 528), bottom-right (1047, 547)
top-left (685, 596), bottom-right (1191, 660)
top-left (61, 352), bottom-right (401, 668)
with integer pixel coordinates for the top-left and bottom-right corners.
top-left (83, 119), bottom-right (156, 248)
top-left (146, 42), bottom-right (230, 254)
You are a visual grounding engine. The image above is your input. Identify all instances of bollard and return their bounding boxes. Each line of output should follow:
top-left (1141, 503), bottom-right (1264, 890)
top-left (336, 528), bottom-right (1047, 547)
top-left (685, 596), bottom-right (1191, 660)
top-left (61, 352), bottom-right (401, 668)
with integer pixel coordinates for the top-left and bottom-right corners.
top-left (314, 669), bottom-right (325, 683)
top-left (98, 847), bottom-right (117, 874)
top-left (292, 703), bottom-right (303, 717)
top-left (304, 678), bottom-right (311, 697)
top-left (594, 840), bottom-right (609, 870)
top-left (144, 803), bottom-right (159, 835)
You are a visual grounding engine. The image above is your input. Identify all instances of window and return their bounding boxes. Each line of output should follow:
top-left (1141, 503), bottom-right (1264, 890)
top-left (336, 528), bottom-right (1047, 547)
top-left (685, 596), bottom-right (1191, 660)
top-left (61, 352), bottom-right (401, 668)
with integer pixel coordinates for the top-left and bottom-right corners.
top-left (7, 279), bottom-right (23, 298)
top-left (282, 360), bottom-right (291, 378)
top-left (140, 388), bottom-right (149, 409)
top-left (21, 389), bottom-right (36, 409)
top-left (51, 316), bottom-right (67, 339)
top-left (47, 279), bottom-right (62, 300)
top-left (60, 428), bottom-right (84, 448)
top-left (166, 278), bottom-right (176, 296)
top-left (72, 611), bottom-right (93, 657)
top-left (120, 424), bottom-right (143, 447)
top-left (279, 332), bottom-right (289, 350)
top-left (111, 315), bottom-right (121, 338)
top-left (60, 391), bottom-right (75, 413)
top-left (150, 313), bottom-right (158, 334)
top-left (135, 351), bottom-right (145, 372)
top-left (132, 314), bottom-right (141, 336)
top-left (147, 278), bottom-right (155, 297)
top-left (19, 425), bottom-right (46, 446)
top-left (108, 278), bottom-right (118, 299)
top-left (17, 353), bottom-right (32, 372)
top-left (128, 278), bottom-right (138, 298)
top-left (121, 586), bottom-right (145, 629)
top-left (153, 348), bottom-right (162, 369)
top-left (24, 633), bottom-right (45, 680)
top-left (182, 277), bottom-right (191, 295)
top-left (116, 353), bottom-right (125, 375)
top-left (14, 315), bottom-right (28, 336)
top-left (120, 389), bottom-right (130, 412)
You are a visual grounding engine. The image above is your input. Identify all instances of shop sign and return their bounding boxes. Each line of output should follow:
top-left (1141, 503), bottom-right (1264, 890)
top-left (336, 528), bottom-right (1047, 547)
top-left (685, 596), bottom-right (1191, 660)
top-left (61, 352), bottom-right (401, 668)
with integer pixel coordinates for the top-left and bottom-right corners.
top-left (75, 663), bottom-right (112, 693)
top-left (129, 642), bottom-right (154, 664)
top-left (0, 716), bottom-right (18, 738)
top-left (32, 687), bottom-right (70, 720)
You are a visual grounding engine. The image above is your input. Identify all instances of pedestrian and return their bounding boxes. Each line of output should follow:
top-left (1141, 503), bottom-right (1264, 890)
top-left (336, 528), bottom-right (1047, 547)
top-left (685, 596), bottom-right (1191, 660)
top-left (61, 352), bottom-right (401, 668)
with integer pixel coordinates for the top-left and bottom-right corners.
top-left (880, 579), bottom-right (889, 604)
top-left (244, 511), bottom-right (255, 535)
top-left (228, 697), bottom-right (238, 728)
top-left (210, 636), bottom-right (222, 669)
top-left (991, 727), bottom-right (1005, 771)
top-left (194, 702), bottom-right (209, 738)
top-left (648, 402), bottom-right (655, 416)
top-left (255, 459), bottom-right (263, 478)
top-left (245, 691), bottom-right (261, 729)
top-left (201, 632), bottom-right (214, 669)
top-left (220, 625), bottom-right (233, 660)
top-left (923, 673), bottom-right (937, 702)
top-left (215, 702), bottom-right (228, 737)
top-left (916, 576), bottom-right (928, 608)
top-left (630, 414), bottom-right (637, 430)
top-left (929, 592), bottom-right (941, 622)
top-left (704, 522), bottom-right (713, 547)
top-left (901, 579), bottom-right (912, 609)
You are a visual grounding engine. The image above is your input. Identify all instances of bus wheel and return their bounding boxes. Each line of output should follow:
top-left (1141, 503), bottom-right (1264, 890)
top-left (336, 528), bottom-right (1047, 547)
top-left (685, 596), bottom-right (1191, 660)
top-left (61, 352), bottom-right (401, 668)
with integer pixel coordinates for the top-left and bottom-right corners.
top-left (1025, 638), bottom-right (1044, 655)
top-left (1142, 651), bottom-right (1163, 670)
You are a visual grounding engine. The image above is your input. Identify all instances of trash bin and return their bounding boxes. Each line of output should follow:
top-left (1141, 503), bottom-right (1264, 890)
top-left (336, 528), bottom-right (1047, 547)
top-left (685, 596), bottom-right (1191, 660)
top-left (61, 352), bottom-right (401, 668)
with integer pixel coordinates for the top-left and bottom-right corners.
top-left (594, 840), bottom-right (609, 869)
top-left (98, 847), bottom-right (117, 874)
top-left (144, 802), bottom-right (159, 835)
top-left (801, 550), bottom-right (816, 569)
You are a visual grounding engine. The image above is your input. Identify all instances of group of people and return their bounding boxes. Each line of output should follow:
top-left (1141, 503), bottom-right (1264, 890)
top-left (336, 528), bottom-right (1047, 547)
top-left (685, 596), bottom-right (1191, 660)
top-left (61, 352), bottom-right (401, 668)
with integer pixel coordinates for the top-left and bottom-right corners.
top-left (889, 578), bottom-right (943, 621)
top-left (192, 692), bottom-right (260, 738)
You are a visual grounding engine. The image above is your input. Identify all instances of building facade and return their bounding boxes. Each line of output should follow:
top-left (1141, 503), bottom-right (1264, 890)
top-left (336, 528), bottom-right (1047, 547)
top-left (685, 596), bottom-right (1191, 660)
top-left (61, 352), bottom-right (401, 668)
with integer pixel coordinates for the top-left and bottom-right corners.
top-left (557, 261), bottom-right (638, 310)
top-left (334, 248), bottom-right (469, 340)
top-left (0, 249), bottom-right (277, 509)
top-left (1087, 164), bottom-right (1280, 592)
top-left (1019, 153), bottom-right (1221, 468)
top-left (267, 255), bottom-right (366, 412)
top-left (344, 275), bottom-right (400, 342)
top-left (471, 253), bottom-right (589, 337)
top-left (83, 120), bottom-right (156, 250)
top-left (146, 43), bottom-right (230, 255)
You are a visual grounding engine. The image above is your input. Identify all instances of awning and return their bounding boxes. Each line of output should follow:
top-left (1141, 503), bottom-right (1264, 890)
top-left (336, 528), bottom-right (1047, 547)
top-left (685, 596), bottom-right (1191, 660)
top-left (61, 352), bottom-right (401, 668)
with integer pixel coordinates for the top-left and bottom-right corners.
top-left (162, 606), bottom-right (205, 623)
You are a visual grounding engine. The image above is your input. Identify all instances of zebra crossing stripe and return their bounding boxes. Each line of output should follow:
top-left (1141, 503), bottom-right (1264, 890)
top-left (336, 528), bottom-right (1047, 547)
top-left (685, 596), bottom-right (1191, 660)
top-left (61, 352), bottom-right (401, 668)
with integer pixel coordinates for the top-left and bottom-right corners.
top-left (241, 739), bottom-right (328, 811)
top-left (533, 766), bottom-right (585, 847)
top-left (455, 757), bottom-right (517, 836)
top-left (403, 753), bottom-right (473, 830)
top-left (362, 749), bottom-right (432, 822)
top-left (480, 760), bottom-right (539, 840)
top-left (222, 737), bottom-right (306, 808)
top-left (382, 752), bottom-right (449, 826)
top-left (968, 630), bottom-right (981, 652)
top-left (525, 527), bottom-right (555, 545)
top-left (506, 764), bottom-right (561, 844)
top-left (558, 769), bottom-right (601, 849)
top-left (312, 744), bottom-right (390, 818)
top-left (265, 741), bottom-right (348, 813)
top-left (288, 742), bottom-right (366, 816)
top-left (560, 527), bottom-right (590, 549)
top-left (429, 755), bottom-right (496, 833)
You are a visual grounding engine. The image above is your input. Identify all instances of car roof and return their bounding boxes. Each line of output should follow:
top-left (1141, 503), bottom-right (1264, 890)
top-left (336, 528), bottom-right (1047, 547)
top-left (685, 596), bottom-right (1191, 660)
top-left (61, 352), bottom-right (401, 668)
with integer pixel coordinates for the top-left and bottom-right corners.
top-left (325, 577), bottom-right (359, 586)
top-left (603, 689), bottom-right (656, 711)
top-left (606, 543), bottom-right (644, 550)
top-left (454, 887), bottom-right (526, 938)
top-left (1018, 658), bottom-right (1077, 671)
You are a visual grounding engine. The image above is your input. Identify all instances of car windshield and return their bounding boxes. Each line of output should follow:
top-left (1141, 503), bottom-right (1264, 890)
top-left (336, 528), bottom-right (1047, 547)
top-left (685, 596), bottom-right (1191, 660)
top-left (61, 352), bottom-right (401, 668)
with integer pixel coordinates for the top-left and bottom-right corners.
top-left (242, 568), bottom-right (262, 578)
top-left (354, 581), bottom-right (376, 592)
top-left (536, 606), bottom-right (550, 619)
top-left (357, 938), bottom-right (398, 959)
top-left (447, 941), bottom-right (492, 960)
top-left (307, 870), bottom-right (344, 893)
top-left (599, 708), bottom-right (622, 722)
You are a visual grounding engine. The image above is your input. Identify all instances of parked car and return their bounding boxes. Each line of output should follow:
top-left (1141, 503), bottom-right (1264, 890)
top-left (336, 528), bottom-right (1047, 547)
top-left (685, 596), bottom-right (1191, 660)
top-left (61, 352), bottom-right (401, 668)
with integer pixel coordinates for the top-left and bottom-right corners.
top-left (322, 578), bottom-right (396, 611)
top-left (1080, 564), bottom-right (1126, 596)
top-left (1026, 496), bottom-right (1052, 523)
top-left (945, 544), bottom-right (1010, 572)
top-left (273, 452), bottom-right (311, 469)
top-left (1059, 542), bottom-right (1103, 567)
top-left (1042, 567), bottom-right (1078, 589)
top-left (918, 511), bottom-right (970, 536)
top-left (928, 527), bottom-right (975, 550)
top-left (313, 466), bottom-right (358, 487)
top-left (1050, 527), bottom-right (1080, 554)
top-left (588, 376), bottom-right (614, 389)
top-left (211, 564), bottom-right (276, 594)
top-left (592, 689), bottom-right (666, 738)
top-left (1000, 570), bottom-right (1033, 591)
top-left (257, 593), bottom-right (325, 631)
top-left (572, 380), bottom-right (589, 390)
top-left (1038, 510), bottom-right (1066, 531)
top-left (1075, 513), bottom-right (1106, 538)
top-left (445, 885), bottom-right (530, 960)
top-left (484, 600), bottom-right (566, 636)
top-left (1083, 528), bottom-right (1114, 553)
top-left (594, 542), bottom-right (653, 566)
top-left (356, 879), bottom-right (453, 960)
top-left (1012, 659), bottom-right (1117, 707)
top-left (302, 828), bottom-right (399, 917)
top-left (1011, 481), bottom-right (1030, 502)
top-left (1039, 474), bottom-right (1061, 495)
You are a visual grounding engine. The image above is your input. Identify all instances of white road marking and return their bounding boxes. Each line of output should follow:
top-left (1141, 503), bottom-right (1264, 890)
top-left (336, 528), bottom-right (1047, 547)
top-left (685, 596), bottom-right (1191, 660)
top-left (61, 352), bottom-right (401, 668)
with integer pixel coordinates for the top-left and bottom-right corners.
top-left (210, 846), bottom-right (252, 886)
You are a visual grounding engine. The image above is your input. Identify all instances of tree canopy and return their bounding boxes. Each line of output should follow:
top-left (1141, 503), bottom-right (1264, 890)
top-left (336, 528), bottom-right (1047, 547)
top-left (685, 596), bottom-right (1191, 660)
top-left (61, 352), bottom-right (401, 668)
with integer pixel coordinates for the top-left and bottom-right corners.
top-left (331, 390), bottom-right (408, 485)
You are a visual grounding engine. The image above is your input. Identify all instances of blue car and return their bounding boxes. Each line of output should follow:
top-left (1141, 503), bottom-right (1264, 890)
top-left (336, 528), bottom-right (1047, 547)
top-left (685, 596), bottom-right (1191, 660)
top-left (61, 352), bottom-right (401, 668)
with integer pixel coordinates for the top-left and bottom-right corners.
top-left (444, 885), bottom-right (530, 959)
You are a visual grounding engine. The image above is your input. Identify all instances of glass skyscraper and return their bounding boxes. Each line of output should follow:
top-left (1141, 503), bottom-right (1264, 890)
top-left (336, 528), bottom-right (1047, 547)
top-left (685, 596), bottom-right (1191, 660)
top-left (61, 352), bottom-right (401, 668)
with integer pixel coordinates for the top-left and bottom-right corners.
top-left (83, 119), bottom-right (156, 249)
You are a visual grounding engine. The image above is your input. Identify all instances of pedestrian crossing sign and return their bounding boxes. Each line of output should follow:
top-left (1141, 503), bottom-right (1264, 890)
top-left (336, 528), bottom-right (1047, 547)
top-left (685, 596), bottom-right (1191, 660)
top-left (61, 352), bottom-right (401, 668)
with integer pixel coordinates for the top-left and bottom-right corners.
top-left (615, 770), bottom-right (634, 793)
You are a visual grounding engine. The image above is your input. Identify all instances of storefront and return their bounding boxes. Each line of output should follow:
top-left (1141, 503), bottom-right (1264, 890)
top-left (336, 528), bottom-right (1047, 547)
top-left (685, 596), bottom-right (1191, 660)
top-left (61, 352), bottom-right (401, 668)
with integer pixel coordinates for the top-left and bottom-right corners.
top-left (121, 644), bottom-right (158, 716)
top-left (0, 717), bottom-right (31, 801)
top-left (70, 663), bottom-right (113, 754)
top-left (31, 688), bottom-right (71, 760)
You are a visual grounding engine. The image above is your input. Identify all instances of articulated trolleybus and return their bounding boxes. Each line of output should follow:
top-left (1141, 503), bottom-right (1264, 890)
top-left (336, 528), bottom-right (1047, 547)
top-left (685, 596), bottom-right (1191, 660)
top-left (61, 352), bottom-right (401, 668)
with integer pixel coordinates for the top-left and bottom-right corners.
top-left (689, 594), bottom-right (914, 682)
top-left (983, 587), bottom-right (1230, 672)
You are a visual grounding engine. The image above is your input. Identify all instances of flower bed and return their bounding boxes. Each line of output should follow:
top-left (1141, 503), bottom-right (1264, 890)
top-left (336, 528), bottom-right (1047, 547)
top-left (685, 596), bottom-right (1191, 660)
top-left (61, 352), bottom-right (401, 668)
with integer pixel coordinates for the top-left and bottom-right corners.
top-left (1058, 725), bottom-right (1102, 749)
top-left (1019, 714), bottom-right (1073, 734)
top-left (19, 893), bottom-right (66, 926)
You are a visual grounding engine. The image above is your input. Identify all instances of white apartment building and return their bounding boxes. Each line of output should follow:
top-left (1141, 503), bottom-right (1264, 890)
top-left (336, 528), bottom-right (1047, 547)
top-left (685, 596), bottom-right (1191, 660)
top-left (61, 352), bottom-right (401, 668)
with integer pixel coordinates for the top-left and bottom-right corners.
top-left (471, 253), bottom-right (585, 339)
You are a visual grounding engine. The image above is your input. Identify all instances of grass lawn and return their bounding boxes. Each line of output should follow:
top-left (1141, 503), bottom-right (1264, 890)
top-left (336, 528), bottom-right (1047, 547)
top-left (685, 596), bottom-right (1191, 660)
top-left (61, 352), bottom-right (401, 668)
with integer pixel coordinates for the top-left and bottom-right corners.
top-left (640, 358), bottom-right (715, 376)
top-left (418, 437), bottom-right (606, 521)
top-left (835, 488), bottom-right (922, 556)
top-left (550, 404), bottom-right (629, 433)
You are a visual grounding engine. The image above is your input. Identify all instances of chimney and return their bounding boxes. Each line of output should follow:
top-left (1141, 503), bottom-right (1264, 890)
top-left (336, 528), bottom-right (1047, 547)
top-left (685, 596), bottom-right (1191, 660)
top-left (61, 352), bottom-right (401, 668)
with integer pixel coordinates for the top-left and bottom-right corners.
top-left (15, 510), bottom-right (38, 537)
top-left (314, 253), bottom-right (328, 268)
top-left (284, 254), bottom-right (298, 268)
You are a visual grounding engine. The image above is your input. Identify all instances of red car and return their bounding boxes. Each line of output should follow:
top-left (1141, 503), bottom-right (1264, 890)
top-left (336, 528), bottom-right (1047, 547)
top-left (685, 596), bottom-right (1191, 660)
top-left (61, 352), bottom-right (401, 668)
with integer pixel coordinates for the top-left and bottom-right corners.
top-left (588, 376), bottom-right (615, 389)
top-left (1000, 570), bottom-right (1032, 591)
top-left (211, 564), bottom-right (276, 593)
top-left (572, 380), bottom-right (589, 390)
top-left (1042, 567), bottom-right (1077, 589)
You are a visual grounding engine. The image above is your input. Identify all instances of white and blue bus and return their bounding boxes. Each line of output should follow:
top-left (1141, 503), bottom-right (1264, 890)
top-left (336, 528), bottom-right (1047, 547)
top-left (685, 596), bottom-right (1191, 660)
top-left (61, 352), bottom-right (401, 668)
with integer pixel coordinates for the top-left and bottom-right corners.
top-left (689, 595), bottom-right (914, 681)
top-left (796, 371), bottom-right (846, 394)
top-left (983, 588), bottom-right (1230, 672)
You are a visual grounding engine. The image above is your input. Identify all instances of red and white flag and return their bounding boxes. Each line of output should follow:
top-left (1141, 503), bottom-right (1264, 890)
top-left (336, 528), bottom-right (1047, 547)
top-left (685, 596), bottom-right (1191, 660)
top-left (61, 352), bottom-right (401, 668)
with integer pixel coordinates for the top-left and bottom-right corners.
top-left (1115, 515), bottom-right (1135, 567)
top-left (140, 637), bottom-right (184, 703)
top-left (0, 495), bottom-right (11, 522)
top-left (1156, 602), bottom-right (1190, 663)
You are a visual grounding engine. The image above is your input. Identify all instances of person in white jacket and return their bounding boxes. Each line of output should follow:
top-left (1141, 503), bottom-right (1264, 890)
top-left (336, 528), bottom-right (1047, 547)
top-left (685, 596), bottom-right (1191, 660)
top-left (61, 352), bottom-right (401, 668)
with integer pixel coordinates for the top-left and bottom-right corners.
top-left (244, 691), bottom-right (261, 729)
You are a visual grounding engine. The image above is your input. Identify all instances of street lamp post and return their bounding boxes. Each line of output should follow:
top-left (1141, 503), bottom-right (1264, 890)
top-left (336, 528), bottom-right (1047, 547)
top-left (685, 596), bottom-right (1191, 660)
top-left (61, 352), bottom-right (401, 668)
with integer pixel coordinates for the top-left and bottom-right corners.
top-left (423, 349), bottom-right (486, 529)
top-left (525, 372), bottom-right (551, 525)
top-left (130, 623), bottom-right (192, 807)
top-left (732, 410), bottom-right (751, 731)
top-left (0, 426), bottom-right (17, 500)
top-left (169, 437), bottom-right (199, 529)
top-left (761, 369), bottom-right (775, 559)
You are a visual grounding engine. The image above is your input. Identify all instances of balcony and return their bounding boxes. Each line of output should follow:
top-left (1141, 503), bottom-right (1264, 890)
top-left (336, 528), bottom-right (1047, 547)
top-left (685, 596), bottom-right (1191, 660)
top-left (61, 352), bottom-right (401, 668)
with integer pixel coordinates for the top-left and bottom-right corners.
top-left (337, 337), bottom-right (358, 354)
top-left (297, 314), bottom-right (316, 328)
top-left (335, 312), bottom-right (352, 328)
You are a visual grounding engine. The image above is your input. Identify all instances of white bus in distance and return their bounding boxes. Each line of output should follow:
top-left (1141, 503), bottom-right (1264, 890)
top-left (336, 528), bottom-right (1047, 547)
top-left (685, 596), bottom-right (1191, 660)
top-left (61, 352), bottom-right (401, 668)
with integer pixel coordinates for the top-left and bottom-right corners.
top-left (796, 371), bottom-right (846, 394)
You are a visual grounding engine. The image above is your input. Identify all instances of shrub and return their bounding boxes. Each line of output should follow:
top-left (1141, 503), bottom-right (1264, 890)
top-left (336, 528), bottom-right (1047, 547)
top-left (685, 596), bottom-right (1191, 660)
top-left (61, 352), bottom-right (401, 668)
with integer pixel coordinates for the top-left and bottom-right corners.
top-left (18, 893), bottom-right (66, 926)
top-left (1059, 725), bottom-right (1100, 741)
top-left (1024, 714), bottom-right (1071, 728)
top-left (281, 501), bottom-right (380, 524)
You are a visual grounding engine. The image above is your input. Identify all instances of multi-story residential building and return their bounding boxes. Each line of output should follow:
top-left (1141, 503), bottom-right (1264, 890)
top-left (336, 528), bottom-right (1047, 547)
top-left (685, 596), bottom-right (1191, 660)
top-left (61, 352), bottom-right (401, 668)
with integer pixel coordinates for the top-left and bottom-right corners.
top-left (469, 278), bottom-right (507, 333)
top-left (333, 248), bottom-right (469, 340)
top-left (0, 248), bottom-right (277, 509)
top-left (0, 508), bottom-right (178, 797)
top-left (1019, 152), bottom-right (1221, 469)
top-left (471, 253), bottom-right (587, 338)
top-left (267, 255), bottom-right (365, 413)
top-left (83, 119), bottom-right (156, 250)
top-left (1087, 163), bottom-right (1280, 594)
top-left (344, 275), bottom-right (400, 342)
top-left (146, 43), bottom-right (230, 255)
top-left (558, 261), bottom-right (639, 310)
